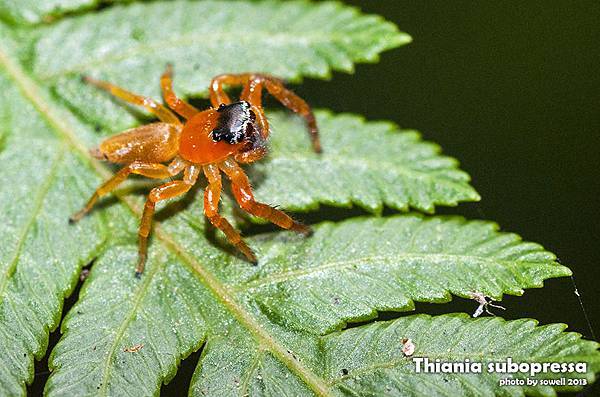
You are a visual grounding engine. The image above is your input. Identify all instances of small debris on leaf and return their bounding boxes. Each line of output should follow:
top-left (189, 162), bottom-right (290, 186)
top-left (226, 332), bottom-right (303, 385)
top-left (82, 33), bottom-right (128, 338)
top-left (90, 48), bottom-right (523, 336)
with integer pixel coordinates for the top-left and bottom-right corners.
top-left (123, 343), bottom-right (144, 353)
top-left (401, 337), bottom-right (415, 356)
top-left (287, 349), bottom-right (299, 361)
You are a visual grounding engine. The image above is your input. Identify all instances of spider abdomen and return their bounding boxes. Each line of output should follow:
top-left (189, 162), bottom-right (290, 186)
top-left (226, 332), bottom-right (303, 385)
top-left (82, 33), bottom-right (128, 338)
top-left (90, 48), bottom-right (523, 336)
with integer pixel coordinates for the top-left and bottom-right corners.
top-left (92, 122), bottom-right (179, 164)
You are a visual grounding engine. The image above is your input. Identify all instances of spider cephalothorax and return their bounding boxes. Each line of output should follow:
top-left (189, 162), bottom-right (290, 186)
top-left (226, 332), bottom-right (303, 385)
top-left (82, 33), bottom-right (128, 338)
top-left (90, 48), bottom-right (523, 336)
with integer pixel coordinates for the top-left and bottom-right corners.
top-left (212, 101), bottom-right (260, 145)
top-left (70, 65), bottom-right (320, 276)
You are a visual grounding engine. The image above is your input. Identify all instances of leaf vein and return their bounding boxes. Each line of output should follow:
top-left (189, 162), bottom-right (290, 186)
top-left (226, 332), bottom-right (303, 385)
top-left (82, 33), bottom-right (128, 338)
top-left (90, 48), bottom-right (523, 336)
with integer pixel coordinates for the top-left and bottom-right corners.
top-left (234, 254), bottom-right (556, 292)
top-left (0, 146), bottom-right (66, 302)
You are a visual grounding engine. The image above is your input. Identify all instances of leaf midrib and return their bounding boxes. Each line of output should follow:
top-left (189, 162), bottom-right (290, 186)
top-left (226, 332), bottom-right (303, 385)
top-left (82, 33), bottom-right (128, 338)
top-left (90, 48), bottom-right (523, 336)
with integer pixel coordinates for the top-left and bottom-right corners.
top-left (0, 40), bottom-right (332, 397)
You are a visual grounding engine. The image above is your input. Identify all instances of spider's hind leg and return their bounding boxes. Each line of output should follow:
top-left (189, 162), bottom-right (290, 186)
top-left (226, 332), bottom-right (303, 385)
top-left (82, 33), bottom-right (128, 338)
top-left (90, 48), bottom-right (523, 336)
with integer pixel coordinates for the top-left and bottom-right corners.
top-left (83, 75), bottom-right (181, 125)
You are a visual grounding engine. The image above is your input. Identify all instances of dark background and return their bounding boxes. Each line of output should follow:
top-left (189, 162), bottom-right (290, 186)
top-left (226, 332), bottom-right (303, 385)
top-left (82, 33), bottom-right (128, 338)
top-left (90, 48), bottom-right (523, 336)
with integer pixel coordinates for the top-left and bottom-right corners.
top-left (301, 1), bottom-right (600, 394)
top-left (31, 1), bottom-right (600, 395)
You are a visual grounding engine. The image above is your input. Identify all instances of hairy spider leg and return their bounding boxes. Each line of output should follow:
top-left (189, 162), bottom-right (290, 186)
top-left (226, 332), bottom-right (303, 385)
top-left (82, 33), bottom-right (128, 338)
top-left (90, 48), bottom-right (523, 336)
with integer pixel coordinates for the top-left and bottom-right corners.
top-left (160, 64), bottom-right (200, 119)
top-left (234, 146), bottom-right (268, 164)
top-left (209, 73), bottom-right (321, 153)
top-left (137, 165), bottom-right (200, 276)
top-left (83, 76), bottom-right (181, 125)
top-left (219, 158), bottom-right (311, 235)
top-left (70, 160), bottom-right (184, 222)
top-left (203, 164), bottom-right (257, 263)
top-left (262, 77), bottom-right (321, 152)
top-left (209, 74), bottom-right (246, 107)
top-left (240, 77), bottom-right (270, 136)
top-left (209, 75), bottom-right (270, 164)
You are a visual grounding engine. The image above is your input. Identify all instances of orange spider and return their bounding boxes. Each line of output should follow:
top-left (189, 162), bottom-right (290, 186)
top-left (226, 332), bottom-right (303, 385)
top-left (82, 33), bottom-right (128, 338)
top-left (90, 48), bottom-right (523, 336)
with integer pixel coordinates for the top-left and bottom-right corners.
top-left (70, 65), bottom-right (321, 277)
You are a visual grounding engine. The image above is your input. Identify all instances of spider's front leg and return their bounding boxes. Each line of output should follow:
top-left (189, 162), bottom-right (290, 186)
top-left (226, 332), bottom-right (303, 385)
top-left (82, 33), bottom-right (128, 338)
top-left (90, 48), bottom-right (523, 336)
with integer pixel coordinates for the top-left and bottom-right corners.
top-left (209, 74), bottom-right (247, 107)
top-left (261, 76), bottom-right (321, 153)
top-left (211, 73), bottom-right (322, 152)
top-left (234, 146), bottom-right (268, 164)
top-left (219, 158), bottom-right (311, 235)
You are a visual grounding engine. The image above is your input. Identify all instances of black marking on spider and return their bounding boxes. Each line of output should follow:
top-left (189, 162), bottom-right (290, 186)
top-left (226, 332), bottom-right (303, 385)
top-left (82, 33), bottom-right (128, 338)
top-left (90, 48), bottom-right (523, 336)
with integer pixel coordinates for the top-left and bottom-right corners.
top-left (212, 101), bottom-right (259, 145)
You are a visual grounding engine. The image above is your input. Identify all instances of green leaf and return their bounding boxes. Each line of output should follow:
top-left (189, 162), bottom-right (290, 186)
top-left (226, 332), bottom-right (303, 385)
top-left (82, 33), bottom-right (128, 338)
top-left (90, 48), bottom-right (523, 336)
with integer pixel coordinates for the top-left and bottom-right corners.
top-left (225, 215), bottom-right (571, 334)
top-left (319, 314), bottom-right (600, 397)
top-left (189, 314), bottom-right (600, 397)
top-left (0, 0), bottom-right (102, 25)
top-left (43, 209), bottom-right (574, 395)
top-left (28, 0), bottom-right (411, 131)
top-left (190, 314), bottom-right (600, 396)
top-left (45, 246), bottom-right (212, 396)
top-left (0, 28), bottom-right (106, 396)
top-left (0, 3), bottom-right (410, 392)
top-left (254, 111), bottom-right (479, 213)
top-left (0, 1), bottom-right (596, 396)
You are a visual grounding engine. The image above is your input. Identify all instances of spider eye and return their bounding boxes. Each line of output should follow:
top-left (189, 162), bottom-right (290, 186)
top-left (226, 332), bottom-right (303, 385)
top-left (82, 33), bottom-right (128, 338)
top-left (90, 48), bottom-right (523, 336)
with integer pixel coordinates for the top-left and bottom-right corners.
top-left (245, 122), bottom-right (255, 135)
top-left (248, 109), bottom-right (256, 121)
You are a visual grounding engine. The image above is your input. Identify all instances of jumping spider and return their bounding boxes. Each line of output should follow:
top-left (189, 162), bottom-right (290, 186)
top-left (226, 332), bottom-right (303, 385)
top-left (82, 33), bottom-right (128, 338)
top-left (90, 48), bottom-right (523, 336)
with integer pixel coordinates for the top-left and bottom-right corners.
top-left (70, 65), bottom-right (321, 276)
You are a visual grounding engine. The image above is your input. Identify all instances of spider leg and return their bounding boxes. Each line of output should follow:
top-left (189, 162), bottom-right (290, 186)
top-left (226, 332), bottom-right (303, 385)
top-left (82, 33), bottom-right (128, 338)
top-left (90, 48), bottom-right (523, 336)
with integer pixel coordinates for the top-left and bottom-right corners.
top-left (83, 76), bottom-right (181, 125)
top-left (234, 146), bottom-right (268, 164)
top-left (210, 73), bottom-right (320, 151)
top-left (219, 158), bottom-right (311, 235)
top-left (70, 160), bottom-right (183, 222)
top-left (203, 164), bottom-right (257, 263)
top-left (261, 76), bottom-right (321, 153)
top-left (209, 74), bottom-right (248, 107)
top-left (160, 64), bottom-right (200, 119)
top-left (239, 78), bottom-right (270, 139)
top-left (137, 165), bottom-right (200, 276)
top-left (484, 306), bottom-right (496, 317)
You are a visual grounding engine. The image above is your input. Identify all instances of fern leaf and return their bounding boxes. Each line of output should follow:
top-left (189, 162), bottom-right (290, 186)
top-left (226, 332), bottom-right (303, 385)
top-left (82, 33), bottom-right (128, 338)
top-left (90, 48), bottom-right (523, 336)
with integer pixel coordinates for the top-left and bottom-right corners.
top-left (190, 314), bottom-right (600, 397)
top-left (0, 4), bottom-right (408, 390)
top-left (28, 0), bottom-right (411, 131)
top-left (0, 2), bottom-right (596, 396)
top-left (225, 215), bottom-right (571, 334)
top-left (255, 111), bottom-right (479, 213)
top-left (44, 210), bottom-right (575, 394)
